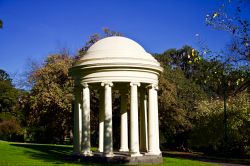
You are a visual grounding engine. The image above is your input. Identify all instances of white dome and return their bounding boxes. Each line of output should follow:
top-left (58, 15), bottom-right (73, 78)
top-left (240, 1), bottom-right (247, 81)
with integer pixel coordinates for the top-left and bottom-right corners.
top-left (71, 36), bottom-right (162, 84)
top-left (87, 36), bottom-right (145, 53)
top-left (75, 36), bottom-right (161, 69)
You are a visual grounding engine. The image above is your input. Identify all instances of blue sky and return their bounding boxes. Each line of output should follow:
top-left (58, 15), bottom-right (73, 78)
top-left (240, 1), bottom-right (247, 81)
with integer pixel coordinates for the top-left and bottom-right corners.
top-left (0, 0), bottom-right (236, 77)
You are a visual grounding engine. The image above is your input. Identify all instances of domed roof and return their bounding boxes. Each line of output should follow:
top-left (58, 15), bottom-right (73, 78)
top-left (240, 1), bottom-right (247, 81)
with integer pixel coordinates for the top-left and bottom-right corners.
top-left (83, 36), bottom-right (155, 61)
top-left (87, 36), bottom-right (145, 54)
top-left (74, 36), bottom-right (162, 72)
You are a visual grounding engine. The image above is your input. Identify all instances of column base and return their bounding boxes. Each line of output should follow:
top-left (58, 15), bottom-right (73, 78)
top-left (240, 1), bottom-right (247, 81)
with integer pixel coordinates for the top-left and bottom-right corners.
top-left (103, 152), bottom-right (114, 157)
top-left (145, 150), bottom-right (162, 156)
top-left (81, 151), bottom-right (93, 156)
top-left (130, 152), bottom-right (143, 157)
top-left (119, 148), bottom-right (129, 152)
top-left (97, 149), bottom-right (103, 153)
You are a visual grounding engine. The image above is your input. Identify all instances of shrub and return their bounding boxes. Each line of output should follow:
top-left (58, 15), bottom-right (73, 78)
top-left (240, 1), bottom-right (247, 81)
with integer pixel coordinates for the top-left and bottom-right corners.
top-left (190, 92), bottom-right (250, 157)
top-left (0, 120), bottom-right (23, 141)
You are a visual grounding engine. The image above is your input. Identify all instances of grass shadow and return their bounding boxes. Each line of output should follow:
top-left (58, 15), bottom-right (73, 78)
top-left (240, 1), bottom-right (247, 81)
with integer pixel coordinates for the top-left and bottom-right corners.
top-left (9, 143), bottom-right (162, 165)
top-left (7, 143), bottom-right (226, 166)
top-left (10, 143), bottom-right (103, 165)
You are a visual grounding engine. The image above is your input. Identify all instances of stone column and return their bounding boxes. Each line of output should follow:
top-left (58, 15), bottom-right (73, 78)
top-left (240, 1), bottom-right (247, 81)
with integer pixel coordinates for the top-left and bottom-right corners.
top-left (140, 88), bottom-right (148, 152)
top-left (81, 83), bottom-right (92, 156)
top-left (119, 88), bottom-right (129, 152)
top-left (98, 89), bottom-right (104, 152)
top-left (101, 82), bottom-right (113, 157)
top-left (73, 85), bottom-right (82, 155)
top-left (130, 82), bottom-right (142, 156)
top-left (147, 84), bottom-right (161, 155)
top-left (154, 86), bottom-right (160, 155)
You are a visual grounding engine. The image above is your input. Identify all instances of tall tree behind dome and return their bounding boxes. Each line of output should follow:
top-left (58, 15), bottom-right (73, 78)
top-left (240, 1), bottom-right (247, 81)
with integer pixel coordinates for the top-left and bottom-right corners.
top-left (206, 0), bottom-right (250, 63)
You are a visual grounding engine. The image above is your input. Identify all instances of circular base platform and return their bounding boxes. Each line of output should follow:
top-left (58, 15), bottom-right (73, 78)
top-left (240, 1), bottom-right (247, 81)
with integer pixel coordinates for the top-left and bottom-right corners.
top-left (71, 152), bottom-right (163, 165)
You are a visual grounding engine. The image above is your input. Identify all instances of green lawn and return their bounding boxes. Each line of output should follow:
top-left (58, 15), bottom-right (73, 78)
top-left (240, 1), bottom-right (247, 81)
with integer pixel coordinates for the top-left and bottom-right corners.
top-left (0, 140), bottom-right (217, 166)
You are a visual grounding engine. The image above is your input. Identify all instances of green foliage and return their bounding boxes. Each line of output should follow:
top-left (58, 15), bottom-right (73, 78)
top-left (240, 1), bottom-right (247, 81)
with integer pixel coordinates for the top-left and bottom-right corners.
top-left (0, 120), bottom-right (23, 141)
top-left (200, 1), bottom-right (250, 157)
top-left (0, 69), bottom-right (19, 115)
top-left (156, 46), bottom-right (201, 79)
top-left (0, 69), bottom-right (25, 142)
top-left (0, 19), bottom-right (2, 29)
top-left (0, 69), bottom-right (12, 82)
top-left (157, 48), bottom-right (208, 150)
top-left (192, 59), bottom-right (250, 97)
top-left (0, 81), bottom-right (18, 113)
top-left (156, 45), bottom-right (249, 157)
top-left (190, 92), bottom-right (250, 157)
top-left (24, 54), bottom-right (74, 143)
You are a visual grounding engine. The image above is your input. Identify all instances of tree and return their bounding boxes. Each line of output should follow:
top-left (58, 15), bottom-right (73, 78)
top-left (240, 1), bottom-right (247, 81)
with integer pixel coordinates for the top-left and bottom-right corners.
top-left (0, 69), bottom-right (23, 141)
top-left (156, 47), bottom-right (207, 150)
top-left (0, 69), bottom-right (11, 82)
top-left (0, 119), bottom-right (23, 141)
top-left (204, 0), bottom-right (250, 155)
top-left (191, 58), bottom-right (249, 155)
top-left (156, 46), bottom-right (202, 79)
top-left (156, 44), bottom-right (249, 155)
top-left (190, 92), bottom-right (250, 157)
top-left (206, 0), bottom-right (250, 63)
top-left (0, 19), bottom-right (2, 28)
top-left (0, 69), bottom-right (18, 115)
top-left (180, 45), bottom-right (250, 155)
top-left (25, 54), bottom-right (74, 143)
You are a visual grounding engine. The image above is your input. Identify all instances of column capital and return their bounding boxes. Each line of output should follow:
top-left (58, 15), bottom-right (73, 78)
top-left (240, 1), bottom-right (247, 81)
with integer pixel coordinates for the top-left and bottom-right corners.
top-left (130, 82), bottom-right (140, 87)
top-left (80, 82), bottom-right (89, 88)
top-left (146, 84), bottom-right (158, 90)
top-left (101, 82), bottom-right (113, 87)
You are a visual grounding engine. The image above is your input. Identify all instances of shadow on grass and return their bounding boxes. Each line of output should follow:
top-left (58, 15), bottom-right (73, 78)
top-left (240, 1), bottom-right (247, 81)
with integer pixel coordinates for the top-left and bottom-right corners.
top-left (9, 143), bottom-right (162, 165)
top-left (10, 143), bottom-right (103, 165)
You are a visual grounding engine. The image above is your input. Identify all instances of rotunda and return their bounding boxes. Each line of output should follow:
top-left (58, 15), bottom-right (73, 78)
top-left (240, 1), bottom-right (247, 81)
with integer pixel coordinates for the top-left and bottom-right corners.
top-left (70, 36), bottom-right (163, 161)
